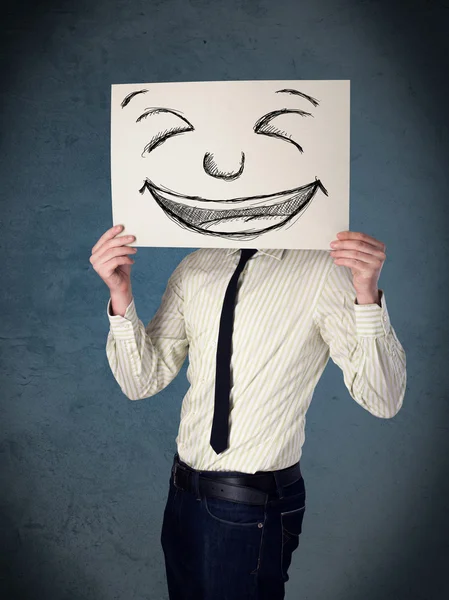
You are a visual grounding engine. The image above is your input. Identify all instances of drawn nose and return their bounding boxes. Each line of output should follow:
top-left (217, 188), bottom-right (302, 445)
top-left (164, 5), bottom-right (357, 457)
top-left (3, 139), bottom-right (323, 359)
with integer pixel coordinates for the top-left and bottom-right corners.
top-left (203, 151), bottom-right (245, 181)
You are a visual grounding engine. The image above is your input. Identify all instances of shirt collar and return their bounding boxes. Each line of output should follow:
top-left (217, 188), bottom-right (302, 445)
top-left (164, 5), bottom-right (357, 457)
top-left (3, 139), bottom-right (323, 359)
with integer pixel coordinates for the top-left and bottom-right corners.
top-left (225, 248), bottom-right (285, 261)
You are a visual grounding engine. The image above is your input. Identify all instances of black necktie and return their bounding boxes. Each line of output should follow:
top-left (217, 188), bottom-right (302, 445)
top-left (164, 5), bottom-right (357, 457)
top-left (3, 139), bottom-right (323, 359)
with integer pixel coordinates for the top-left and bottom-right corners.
top-left (210, 248), bottom-right (258, 454)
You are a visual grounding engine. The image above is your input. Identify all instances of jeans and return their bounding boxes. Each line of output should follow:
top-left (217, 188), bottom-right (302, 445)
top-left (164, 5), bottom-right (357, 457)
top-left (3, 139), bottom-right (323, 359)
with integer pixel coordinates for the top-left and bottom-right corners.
top-left (160, 457), bottom-right (306, 600)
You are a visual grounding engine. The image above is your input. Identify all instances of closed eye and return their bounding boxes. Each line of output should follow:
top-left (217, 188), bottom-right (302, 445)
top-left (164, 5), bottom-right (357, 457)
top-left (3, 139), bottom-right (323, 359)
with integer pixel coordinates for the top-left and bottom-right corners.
top-left (137, 108), bottom-right (194, 155)
top-left (254, 108), bottom-right (313, 153)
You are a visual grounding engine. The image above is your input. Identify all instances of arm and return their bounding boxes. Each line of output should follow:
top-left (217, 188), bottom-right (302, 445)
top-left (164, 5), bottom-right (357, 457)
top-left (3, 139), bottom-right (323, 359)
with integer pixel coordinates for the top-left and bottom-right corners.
top-left (105, 258), bottom-right (189, 400)
top-left (313, 263), bottom-right (407, 418)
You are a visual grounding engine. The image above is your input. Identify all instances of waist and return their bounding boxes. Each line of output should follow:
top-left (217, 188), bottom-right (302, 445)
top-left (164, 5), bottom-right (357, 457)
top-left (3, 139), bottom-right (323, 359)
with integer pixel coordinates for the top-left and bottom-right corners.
top-left (172, 452), bottom-right (302, 494)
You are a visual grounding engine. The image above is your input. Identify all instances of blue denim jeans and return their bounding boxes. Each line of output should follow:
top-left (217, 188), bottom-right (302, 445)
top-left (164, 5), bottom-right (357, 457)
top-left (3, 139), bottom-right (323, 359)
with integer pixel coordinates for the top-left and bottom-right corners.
top-left (160, 457), bottom-right (306, 600)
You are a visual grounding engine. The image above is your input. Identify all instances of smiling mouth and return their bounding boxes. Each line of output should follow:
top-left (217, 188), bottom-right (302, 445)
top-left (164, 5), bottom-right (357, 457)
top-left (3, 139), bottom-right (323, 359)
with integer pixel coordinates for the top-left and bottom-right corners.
top-left (139, 178), bottom-right (328, 240)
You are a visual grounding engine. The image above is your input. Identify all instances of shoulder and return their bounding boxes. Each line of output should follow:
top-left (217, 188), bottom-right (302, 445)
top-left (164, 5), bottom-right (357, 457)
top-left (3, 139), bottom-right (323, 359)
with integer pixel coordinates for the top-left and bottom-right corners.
top-left (176, 247), bottom-right (229, 273)
top-left (283, 249), bottom-right (335, 270)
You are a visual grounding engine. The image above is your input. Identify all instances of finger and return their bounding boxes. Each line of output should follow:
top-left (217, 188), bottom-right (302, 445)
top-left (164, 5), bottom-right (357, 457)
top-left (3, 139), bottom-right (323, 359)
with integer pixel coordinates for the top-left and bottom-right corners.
top-left (331, 240), bottom-right (386, 259)
top-left (94, 235), bottom-right (136, 264)
top-left (332, 257), bottom-right (376, 271)
top-left (331, 249), bottom-right (384, 265)
top-left (92, 225), bottom-right (123, 255)
top-left (99, 255), bottom-right (135, 278)
top-left (336, 231), bottom-right (386, 251)
top-left (91, 245), bottom-right (137, 268)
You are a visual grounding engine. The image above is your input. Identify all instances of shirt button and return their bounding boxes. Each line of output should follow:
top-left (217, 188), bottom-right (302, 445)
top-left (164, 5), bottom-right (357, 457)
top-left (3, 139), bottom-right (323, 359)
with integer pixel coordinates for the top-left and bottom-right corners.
top-left (383, 316), bottom-right (387, 322)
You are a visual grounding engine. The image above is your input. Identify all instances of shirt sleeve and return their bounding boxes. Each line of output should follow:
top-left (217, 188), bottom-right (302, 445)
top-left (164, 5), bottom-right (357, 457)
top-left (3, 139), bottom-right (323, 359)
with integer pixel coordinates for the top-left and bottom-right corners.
top-left (105, 257), bottom-right (189, 400)
top-left (313, 263), bottom-right (407, 418)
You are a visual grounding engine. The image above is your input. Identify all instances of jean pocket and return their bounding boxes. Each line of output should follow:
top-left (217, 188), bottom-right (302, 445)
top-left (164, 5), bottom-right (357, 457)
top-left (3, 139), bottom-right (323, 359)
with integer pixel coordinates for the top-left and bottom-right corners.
top-left (280, 504), bottom-right (306, 581)
top-left (281, 504), bottom-right (306, 539)
top-left (203, 495), bottom-right (266, 527)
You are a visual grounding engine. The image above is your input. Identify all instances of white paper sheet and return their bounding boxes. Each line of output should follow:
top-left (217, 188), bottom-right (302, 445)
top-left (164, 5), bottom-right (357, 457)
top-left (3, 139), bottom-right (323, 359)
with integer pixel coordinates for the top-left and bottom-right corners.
top-left (111, 80), bottom-right (350, 249)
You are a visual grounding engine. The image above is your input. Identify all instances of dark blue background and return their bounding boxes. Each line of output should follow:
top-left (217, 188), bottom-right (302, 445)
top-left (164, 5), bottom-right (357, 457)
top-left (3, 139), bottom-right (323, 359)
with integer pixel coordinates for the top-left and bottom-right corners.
top-left (1, 1), bottom-right (448, 598)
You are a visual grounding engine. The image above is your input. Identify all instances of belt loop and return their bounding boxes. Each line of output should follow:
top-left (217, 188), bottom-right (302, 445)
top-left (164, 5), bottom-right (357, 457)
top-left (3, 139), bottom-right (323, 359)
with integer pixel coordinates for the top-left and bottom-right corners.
top-left (171, 455), bottom-right (177, 487)
top-left (172, 453), bottom-right (178, 475)
top-left (192, 470), bottom-right (201, 501)
top-left (273, 470), bottom-right (284, 500)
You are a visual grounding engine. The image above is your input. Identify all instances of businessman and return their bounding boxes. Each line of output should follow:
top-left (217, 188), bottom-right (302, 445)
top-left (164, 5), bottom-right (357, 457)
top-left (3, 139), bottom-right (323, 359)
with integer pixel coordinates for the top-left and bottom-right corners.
top-left (90, 225), bottom-right (406, 600)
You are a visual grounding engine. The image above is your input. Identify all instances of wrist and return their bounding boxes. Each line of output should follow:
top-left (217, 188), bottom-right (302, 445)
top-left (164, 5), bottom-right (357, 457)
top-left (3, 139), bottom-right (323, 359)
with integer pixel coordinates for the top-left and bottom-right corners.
top-left (355, 288), bottom-right (380, 306)
top-left (110, 288), bottom-right (133, 299)
top-left (110, 289), bottom-right (133, 316)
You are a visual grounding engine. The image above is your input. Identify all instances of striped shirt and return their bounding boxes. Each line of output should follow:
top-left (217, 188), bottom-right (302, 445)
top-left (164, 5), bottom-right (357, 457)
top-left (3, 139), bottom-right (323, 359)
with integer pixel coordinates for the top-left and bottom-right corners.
top-left (106, 248), bottom-right (406, 474)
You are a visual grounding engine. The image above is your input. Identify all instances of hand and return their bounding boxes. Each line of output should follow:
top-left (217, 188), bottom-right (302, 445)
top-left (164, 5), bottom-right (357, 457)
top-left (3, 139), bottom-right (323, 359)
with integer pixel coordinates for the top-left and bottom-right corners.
top-left (330, 231), bottom-right (386, 303)
top-left (89, 225), bottom-right (137, 295)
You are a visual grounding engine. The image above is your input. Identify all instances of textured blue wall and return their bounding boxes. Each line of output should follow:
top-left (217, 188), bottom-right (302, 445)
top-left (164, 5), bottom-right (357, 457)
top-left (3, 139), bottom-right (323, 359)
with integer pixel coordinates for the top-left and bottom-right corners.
top-left (1, 1), bottom-right (448, 598)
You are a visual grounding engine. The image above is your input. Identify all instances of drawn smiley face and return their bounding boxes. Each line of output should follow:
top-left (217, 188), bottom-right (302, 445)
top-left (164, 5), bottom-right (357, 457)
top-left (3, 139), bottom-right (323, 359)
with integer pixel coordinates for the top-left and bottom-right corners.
top-left (121, 86), bottom-right (328, 241)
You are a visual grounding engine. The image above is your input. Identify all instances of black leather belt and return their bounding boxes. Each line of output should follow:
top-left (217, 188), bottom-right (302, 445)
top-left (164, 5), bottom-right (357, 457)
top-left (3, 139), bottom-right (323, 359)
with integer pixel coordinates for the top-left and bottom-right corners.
top-left (171, 453), bottom-right (302, 505)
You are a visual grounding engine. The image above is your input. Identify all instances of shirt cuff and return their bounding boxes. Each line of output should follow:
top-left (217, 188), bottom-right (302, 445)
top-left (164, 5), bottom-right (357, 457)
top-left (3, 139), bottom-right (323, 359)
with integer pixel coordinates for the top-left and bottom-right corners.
top-left (107, 296), bottom-right (141, 340)
top-left (353, 290), bottom-right (391, 337)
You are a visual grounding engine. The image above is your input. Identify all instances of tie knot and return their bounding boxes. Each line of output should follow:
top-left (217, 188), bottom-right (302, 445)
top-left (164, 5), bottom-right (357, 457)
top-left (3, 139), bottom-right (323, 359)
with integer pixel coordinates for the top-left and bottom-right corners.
top-left (240, 248), bottom-right (257, 262)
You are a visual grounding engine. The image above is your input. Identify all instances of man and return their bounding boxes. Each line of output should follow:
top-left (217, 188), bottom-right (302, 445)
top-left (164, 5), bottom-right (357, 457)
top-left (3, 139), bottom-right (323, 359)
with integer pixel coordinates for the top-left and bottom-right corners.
top-left (90, 225), bottom-right (406, 600)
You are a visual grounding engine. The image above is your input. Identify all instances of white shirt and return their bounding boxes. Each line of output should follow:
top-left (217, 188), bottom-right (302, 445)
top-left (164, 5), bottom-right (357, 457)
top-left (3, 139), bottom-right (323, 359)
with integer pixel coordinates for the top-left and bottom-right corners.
top-left (106, 248), bottom-right (406, 474)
